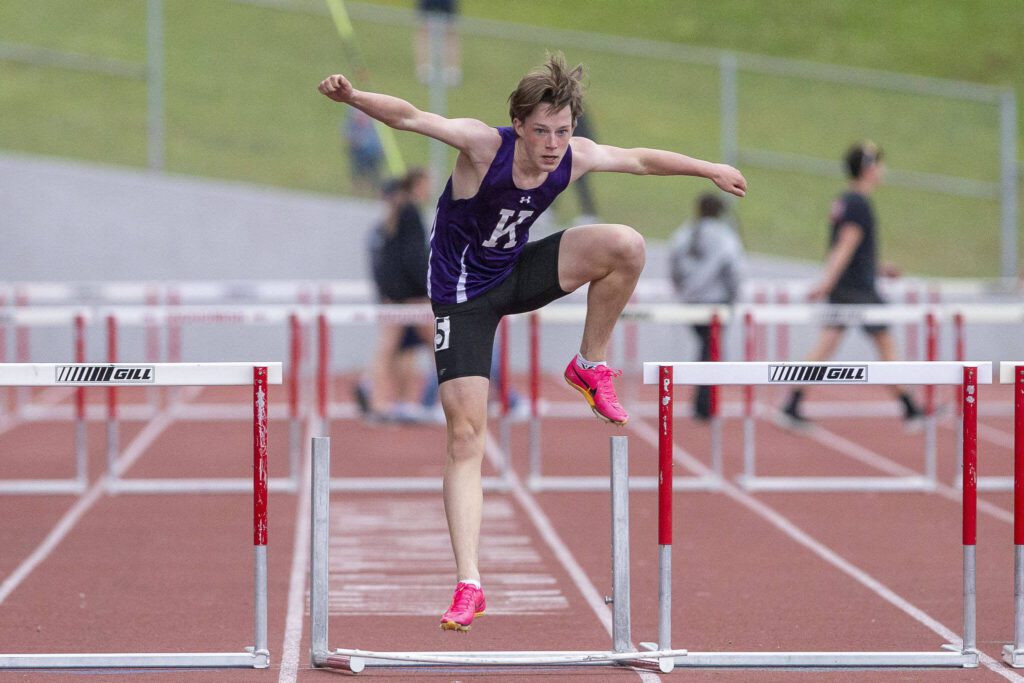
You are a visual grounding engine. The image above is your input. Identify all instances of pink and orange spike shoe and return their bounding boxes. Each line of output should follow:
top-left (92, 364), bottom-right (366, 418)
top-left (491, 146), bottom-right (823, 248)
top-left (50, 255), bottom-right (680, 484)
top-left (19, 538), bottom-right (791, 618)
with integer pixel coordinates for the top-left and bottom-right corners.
top-left (440, 582), bottom-right (486, 632)
top-left (563, 358), bottom-right (629, 426)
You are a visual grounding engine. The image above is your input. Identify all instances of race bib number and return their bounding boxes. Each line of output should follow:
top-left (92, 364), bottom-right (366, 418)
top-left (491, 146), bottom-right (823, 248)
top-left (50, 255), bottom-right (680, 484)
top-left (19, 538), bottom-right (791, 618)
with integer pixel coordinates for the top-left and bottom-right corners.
top-left (434, 316), bottom-right (451, 351)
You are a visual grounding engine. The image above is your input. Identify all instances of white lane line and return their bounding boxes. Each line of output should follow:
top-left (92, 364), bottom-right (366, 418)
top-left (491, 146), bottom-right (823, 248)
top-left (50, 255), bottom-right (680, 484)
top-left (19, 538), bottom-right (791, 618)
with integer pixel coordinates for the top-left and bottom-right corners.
top-left (628, 418), bottom-right (1024, 682)
top-left (483, 434), bottom-right (663, 683)
top-left (0, 482), bottom-right (104, 605)
top-left (0, 396), bottom-right (186, 605)
top-left (276, 417), bottom-right (315, 683)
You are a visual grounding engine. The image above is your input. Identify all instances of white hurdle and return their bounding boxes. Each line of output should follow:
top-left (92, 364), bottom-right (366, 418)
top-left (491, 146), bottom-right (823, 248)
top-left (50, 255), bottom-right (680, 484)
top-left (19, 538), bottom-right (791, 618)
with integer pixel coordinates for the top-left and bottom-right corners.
top-left (1002, 362), bottom-right (1024, 666)
top-left (0, 362), bottom-right (280, 670)
top-left (642, 361), bottom-right (986, 668)
top-left (313, 305), bottom-right (516, 492)
top-left (0, 308), bottom-right (90, 494)
top-left (101, 307), bottom-right (302, 493)
top-left (950, 310), bottom-right (1024, 491)
top-left (309, 434), bottom-right (686, 673)
top-left (735, 304), bottom-right (948, 492)
top-left (526, 303), bottom-right (730, 492)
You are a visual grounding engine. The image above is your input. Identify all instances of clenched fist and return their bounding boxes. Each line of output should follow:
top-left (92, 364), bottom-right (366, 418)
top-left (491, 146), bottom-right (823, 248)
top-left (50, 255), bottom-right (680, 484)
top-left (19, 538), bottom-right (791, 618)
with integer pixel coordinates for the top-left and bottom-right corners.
top-left (318, 74), bottom-right (355, 103)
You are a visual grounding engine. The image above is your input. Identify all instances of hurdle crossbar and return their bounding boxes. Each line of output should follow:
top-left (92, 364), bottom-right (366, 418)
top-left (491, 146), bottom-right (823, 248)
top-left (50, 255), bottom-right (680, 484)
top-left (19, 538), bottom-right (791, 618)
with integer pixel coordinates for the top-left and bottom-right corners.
top-left (1002, 362), bottom-right (1024, 667)
top-left (309, 435), bottom-right (685, 673)
top-left (643, 361), bottom-right (983, 669)
top-left (646, 361), bottom-right (992, 493)
top-left (0, 362), bottom-right (279, 670)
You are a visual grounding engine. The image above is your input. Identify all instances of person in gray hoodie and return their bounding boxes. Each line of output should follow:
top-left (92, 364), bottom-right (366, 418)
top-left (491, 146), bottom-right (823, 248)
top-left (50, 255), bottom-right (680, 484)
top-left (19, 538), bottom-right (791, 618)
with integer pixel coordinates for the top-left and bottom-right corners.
top-left (669, 192), bottom-right (744, 419)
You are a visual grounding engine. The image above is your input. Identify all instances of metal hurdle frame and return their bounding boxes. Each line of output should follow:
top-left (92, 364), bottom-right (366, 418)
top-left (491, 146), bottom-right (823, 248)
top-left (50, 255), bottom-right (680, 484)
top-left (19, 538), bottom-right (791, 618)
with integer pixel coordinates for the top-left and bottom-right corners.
top-left (100, 306), bottom-right (302, 494)
top-left (526, 303), bottom-right (730, 492)
top-left (1002, 362), bottom-right (1024, 666)
top-left (316, 304), bottom-right (513, 492)
top-left (309, 434), bottom-right (686, 673)
top-left (734, 304), bottom-right (944, 492)
top-left (641, 360), bottom-right (986, 668)
top-left (0, 308), bottom-right (90, 494)
top-left (950, 308), bottom-right (1024, 491)
top-left (0, 362), bottom-right (279, 670)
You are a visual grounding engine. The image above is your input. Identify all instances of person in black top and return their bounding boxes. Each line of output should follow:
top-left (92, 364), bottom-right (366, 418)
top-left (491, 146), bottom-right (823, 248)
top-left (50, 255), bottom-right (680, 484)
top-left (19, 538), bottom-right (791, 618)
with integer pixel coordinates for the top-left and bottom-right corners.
top-left (781, 142), bottom-right (922, 427)
top-left (415, 0), bottom-right (461, 86)
top-left (360, 168), bottom-right (435, 420)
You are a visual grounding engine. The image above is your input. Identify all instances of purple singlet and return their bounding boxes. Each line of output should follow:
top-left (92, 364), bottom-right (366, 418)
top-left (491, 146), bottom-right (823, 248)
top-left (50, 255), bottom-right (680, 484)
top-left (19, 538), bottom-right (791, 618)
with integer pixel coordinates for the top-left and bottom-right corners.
top-left (427, 127), bottom-right (572, 304)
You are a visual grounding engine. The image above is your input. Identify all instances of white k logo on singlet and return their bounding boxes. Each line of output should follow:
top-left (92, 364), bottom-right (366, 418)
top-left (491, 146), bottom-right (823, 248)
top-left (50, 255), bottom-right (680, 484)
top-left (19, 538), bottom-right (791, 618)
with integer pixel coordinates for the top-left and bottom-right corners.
top-left (482, 209), bottom-right (534, 249)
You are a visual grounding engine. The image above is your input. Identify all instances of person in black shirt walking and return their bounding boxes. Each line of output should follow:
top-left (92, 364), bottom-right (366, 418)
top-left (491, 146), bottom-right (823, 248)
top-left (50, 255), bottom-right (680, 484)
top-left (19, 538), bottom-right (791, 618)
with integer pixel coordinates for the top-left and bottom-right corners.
top-left (780, 141), bottom-right (922, 427)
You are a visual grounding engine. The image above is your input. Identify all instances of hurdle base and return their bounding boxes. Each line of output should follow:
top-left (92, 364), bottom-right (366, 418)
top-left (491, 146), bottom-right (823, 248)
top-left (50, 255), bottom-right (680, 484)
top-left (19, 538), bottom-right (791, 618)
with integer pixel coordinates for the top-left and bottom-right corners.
top-left (105, 477), bottom-right (297, 494)
top-left (0, 651), bottom-right (269, 669)
top-left (736, 475), bottom-right (935, 493)
top-left (319, 648), bottom-right (686, 671)
top-left (328, 476), bottom-right (509, 492)
top-left (953, 475), bottom-right (1013, 491)
top-left (528, 475), bottom-right (720, 492)
top-left (0, 479), bottom-right (86, 495)
top-left (638, 643), bottom-right (977, 668)
top-left (1003, 644), bottom-right (1024, 667)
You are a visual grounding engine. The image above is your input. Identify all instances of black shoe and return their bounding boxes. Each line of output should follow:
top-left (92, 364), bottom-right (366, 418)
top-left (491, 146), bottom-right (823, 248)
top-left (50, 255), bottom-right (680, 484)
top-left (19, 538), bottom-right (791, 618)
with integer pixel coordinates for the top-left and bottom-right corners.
top-left (353, 383), bottom-right (371, 416)
top-left (900, 393), bottom-right (925, 432)
top-left (775, 403), bottom-right (812, 431)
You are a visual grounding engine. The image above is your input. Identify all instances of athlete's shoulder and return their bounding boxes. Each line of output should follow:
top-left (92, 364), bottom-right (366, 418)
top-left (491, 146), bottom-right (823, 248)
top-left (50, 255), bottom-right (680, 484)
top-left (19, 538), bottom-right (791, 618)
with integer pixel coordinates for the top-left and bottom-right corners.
top-left (568, 135), bottom-right (597, 155)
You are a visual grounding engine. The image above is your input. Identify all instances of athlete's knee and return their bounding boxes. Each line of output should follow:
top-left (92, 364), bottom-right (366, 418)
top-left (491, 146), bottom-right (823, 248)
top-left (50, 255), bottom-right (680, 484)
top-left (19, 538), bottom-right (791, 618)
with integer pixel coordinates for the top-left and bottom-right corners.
top-left (446, 414), bottom-right (486, 464)
top-left (606, 225), bottom-right (645, 272)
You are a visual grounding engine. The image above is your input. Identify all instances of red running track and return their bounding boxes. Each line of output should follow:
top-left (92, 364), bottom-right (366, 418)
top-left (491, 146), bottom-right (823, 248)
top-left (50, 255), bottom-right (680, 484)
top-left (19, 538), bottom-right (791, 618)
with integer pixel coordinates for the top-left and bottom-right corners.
top-left (0, 377), bottom-right (1022, 681)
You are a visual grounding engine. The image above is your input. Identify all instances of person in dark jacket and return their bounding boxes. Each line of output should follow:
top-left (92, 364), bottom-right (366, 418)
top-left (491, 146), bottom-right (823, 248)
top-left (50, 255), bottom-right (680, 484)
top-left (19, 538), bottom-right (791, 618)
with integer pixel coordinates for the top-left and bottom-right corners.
top-left (362, 168), bottom-right (435, 420)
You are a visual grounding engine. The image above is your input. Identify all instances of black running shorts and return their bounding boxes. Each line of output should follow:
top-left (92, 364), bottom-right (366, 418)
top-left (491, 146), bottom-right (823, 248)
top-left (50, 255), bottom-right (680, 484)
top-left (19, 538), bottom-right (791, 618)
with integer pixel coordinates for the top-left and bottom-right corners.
top-left (826, 287), bottom-right (888, 335)
top-left (431, 231), bottom-right (569, 383)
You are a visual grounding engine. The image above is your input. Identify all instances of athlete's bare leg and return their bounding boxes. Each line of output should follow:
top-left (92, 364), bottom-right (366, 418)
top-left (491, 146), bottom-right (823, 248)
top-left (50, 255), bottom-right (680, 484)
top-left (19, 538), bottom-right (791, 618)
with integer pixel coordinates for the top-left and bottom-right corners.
top-left (869, 328), bottom-right (912, 399)
top-left (368, 322), bottom-right (404, 413)
top-left (806, 326), bottom-right (846, 362)
top-left (439, 375), bottom-right (489, 583)
top-left (557, 224), bottom-right (646, 360)
top-left (784, 327), bottom-right (845, 409)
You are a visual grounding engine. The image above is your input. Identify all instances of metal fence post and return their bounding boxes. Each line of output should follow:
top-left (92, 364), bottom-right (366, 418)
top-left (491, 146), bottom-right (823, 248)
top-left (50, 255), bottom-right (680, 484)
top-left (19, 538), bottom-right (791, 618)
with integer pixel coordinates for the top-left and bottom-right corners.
top-left (719, 51), bottom-right (738, 168)
top-left (146, 0), bottom-right (165, 171)
top-left (999, 89), bottom-right (1018, 280)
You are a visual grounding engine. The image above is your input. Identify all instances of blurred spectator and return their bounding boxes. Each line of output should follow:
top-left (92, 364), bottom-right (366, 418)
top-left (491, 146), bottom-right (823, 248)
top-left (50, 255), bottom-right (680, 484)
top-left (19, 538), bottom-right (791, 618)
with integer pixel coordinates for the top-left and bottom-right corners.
top-left (779, 141), bottom-right (922, 428)
top-left (343, 108), bottom-right (384, 196)
top-left (669, 192), bottom-right (744, 420)
top-left (358, 168), bottom-right (435, 422)
top-left (415, 0), bottom-right (461, 87)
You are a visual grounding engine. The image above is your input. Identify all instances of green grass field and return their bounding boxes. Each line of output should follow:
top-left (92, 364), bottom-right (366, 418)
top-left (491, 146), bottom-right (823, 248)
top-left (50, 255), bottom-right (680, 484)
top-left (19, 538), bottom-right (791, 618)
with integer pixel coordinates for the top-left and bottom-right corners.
top-left (0, 0), bottom-right (1020, 276)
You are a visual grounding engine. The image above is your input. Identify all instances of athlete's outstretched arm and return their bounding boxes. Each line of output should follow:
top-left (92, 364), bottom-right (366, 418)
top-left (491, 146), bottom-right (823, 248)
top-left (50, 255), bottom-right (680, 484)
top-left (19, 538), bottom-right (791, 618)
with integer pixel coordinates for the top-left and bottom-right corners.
top-left (318, 73), bottom-right (496, 156)
top-left (570, 136), bottom-right (747, 197)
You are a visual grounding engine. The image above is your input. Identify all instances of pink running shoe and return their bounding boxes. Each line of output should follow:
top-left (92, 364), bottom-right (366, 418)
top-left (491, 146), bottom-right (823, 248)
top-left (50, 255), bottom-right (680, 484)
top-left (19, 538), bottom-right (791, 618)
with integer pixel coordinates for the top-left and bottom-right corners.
top-left (563, 358), bottom-right (629, 425)
top-left (440, 582), bottom-right (486, 632)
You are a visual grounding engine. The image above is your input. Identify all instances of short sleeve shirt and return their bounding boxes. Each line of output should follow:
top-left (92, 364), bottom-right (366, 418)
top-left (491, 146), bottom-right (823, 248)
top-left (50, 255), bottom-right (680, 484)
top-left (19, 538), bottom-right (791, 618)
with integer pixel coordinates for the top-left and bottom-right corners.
top-left (828, 191), bottom-right (877, 293)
